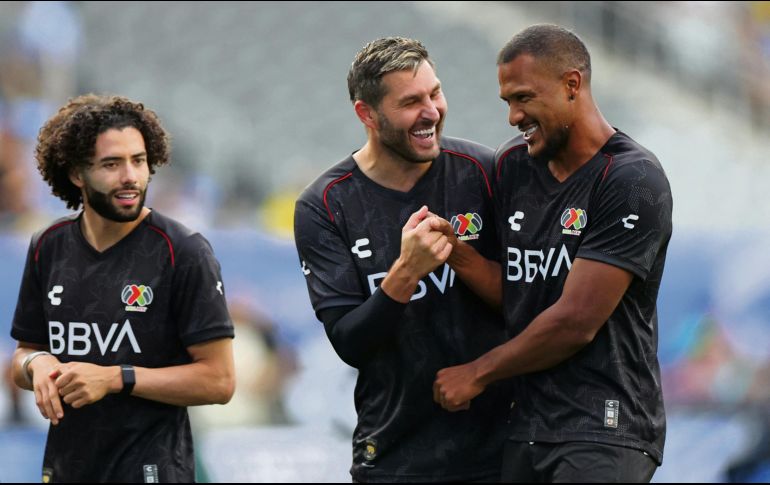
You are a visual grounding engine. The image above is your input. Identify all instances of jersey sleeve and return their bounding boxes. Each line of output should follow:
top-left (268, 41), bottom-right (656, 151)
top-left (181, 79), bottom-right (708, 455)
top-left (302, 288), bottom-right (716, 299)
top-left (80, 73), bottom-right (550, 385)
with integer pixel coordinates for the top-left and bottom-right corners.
top-left (577, 159), bottom-right (673, 280)
top-left (171, 234), bottom-right (234, 347)
top-left (10, 239), bottom-right (48, 345)
top-left (294, 199), bottom-right (366, 315)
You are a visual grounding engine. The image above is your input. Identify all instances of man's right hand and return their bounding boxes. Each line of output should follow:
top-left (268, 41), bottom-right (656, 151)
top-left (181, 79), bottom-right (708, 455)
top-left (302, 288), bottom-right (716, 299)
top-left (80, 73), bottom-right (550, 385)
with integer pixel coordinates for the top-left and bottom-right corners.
top-left (398, 206), bottom-right (453, 277)
top-left (380, 206), bottom-right (453, 303)
top-left (27, 353), bottom-right (65, 425)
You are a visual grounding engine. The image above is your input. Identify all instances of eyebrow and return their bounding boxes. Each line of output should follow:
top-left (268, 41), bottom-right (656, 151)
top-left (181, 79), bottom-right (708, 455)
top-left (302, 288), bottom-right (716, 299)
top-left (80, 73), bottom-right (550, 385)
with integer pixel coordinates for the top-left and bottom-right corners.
top-left (397, 82), bottom-right (442, 105)
top-left (98, 152), bottom-right (147, 163)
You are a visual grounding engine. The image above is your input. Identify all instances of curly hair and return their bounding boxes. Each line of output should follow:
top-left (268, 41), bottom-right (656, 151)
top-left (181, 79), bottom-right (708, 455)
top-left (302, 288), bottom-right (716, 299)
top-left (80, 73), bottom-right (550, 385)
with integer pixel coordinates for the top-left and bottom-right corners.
top-left (36, 94), bottom-right (171, 209)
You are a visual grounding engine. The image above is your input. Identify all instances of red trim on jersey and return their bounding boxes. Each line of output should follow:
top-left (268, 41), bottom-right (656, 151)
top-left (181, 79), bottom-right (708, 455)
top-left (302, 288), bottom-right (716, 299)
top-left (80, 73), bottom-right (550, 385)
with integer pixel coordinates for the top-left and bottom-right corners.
top-left (323, 172), bottom-right (353, 222)
top-left (34, 221), bottom-right (76, 262)
top-left (442, 149), bottom-right (493, 198)
top-left (496, 144), bottom-right (528, 180)
top-left (601, 153), bottom-right (615, 182)
top-left (148, 225), bottom-right (175, 268)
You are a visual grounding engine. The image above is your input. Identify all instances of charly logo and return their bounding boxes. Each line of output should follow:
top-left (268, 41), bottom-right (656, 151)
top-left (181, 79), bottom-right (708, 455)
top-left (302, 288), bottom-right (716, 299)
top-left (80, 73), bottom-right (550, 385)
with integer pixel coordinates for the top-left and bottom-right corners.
top-left (622, 214), bottom-right (639, 229)
top-left (508, 211), bottom-right (524, 231)
top-left (48, 285), bottom-right (63, 306)
top-left (560, 208), bottom-right (587, 236)
top-left (121, 285), bottom-right (154, 313)
top-left (451, 212), bottom-right (483, 241)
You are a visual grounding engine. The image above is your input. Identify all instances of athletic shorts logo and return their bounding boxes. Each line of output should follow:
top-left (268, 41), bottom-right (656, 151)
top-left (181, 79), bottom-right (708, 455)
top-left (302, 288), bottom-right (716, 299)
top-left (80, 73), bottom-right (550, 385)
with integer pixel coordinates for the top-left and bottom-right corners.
top-left (143, 464), bottom-right (159, 483)
top-left (451, 212), bottom-right (483, 241)
top-left (122, 284), bottom-right (154, 313)
top-left (560, 208), bottom-right (587, 236)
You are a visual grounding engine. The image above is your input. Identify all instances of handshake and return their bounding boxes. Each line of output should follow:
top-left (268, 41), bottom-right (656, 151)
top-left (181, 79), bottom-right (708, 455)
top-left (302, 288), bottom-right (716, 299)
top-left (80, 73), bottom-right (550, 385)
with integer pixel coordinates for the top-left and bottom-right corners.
top-left (397, 205), bottom-right (460, 280)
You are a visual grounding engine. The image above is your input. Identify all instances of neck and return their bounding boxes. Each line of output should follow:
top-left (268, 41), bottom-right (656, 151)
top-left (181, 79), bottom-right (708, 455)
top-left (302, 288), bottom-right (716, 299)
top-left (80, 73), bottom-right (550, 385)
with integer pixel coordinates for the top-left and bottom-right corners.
top-left (548, 104), bottom-right (616, 182)
top-left (353, 141), bottom-right (432, 192)
top-left (80, 206), bottom-right (151, 252)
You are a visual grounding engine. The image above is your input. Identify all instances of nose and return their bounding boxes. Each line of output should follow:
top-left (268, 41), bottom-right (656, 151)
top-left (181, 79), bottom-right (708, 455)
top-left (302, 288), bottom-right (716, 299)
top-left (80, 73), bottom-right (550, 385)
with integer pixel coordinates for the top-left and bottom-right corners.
top-left (508, 106), bottom-right (525, 127)
top-left (422, 99), bottom-right (441, 123)
top-left (120, 161), bottom-right (139, 186)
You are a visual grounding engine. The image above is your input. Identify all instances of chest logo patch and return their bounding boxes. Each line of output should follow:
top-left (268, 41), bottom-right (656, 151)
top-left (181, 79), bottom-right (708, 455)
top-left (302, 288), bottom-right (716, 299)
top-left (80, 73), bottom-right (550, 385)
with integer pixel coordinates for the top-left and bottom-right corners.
top-left (451, 212), bottom-right (483, 241)
top-left (560, 208), bottom-right (587, 236)
top-left (351, 238), bottom-right (372, 259)
top-left (48, 285), bottom-right (63, 306)
top-left (508, 211), bottom-right (524, 231)
top-left (622, 214), bottom-right (639, 229)
top-left (122, 284), bottom-right (154, 313)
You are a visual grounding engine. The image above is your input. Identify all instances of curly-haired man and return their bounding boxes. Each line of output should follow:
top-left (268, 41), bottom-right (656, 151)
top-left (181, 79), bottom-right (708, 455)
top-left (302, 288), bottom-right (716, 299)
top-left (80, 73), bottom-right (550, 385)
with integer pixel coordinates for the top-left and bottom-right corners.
top-left (9, 94), bottom-right (235, 482)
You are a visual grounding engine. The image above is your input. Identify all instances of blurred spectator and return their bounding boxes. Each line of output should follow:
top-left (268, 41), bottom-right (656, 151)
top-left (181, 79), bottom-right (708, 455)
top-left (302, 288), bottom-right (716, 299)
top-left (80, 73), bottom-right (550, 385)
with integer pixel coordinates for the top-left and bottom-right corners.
top-left (0, 1), bottom-right (80, 230)
top-left (190, 296), bottom-right (297, 430)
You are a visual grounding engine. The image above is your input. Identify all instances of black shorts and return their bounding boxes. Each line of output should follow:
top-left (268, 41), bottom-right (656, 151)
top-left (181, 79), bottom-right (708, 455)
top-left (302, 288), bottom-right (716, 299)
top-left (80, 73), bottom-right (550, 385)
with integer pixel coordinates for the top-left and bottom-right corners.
top-left (501, 440), bottom-right (658, 483)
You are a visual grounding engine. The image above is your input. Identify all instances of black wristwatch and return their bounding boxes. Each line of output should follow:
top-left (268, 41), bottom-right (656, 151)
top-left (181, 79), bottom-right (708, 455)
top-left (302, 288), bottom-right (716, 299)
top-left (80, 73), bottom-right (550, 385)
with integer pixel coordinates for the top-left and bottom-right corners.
top-left (120, 365), bottom-right (135, 396)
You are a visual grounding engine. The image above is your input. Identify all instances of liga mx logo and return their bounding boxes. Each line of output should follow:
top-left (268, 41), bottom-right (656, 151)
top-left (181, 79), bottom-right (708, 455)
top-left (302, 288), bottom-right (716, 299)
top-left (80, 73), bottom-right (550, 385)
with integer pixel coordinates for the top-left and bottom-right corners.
top-left (451, 212), bottom-right (483, 241)
top-left (122, 284), bottom-right (154, 313)
top-left (560, 208), bottom-right (587, 236)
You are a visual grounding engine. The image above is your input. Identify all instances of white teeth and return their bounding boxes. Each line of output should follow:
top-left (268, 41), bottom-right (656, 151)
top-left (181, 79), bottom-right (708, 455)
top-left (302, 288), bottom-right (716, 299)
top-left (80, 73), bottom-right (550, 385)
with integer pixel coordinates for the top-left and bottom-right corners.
top-left (523, 125), bottom-right (538, 139)
top-left (411, 128), bottom-right (434, 137)
top-left (116, 194), bottom-right (136, 200)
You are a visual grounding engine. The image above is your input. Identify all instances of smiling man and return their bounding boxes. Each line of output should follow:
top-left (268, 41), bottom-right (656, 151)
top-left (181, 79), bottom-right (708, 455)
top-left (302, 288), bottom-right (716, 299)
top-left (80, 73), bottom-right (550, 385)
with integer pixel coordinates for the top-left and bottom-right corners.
top-left (430, 25), bottom-right (673, 482)
top-left (294, 37), bottom-right (509, 482)
top-left (9, 94), bottom-right (235, 482)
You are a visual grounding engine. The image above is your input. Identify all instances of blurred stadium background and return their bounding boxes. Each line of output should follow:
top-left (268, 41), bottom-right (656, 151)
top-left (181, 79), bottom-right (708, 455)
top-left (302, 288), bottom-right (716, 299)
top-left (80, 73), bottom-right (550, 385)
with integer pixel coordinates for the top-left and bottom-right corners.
top-left (1, 1), bottom-right (769, 482)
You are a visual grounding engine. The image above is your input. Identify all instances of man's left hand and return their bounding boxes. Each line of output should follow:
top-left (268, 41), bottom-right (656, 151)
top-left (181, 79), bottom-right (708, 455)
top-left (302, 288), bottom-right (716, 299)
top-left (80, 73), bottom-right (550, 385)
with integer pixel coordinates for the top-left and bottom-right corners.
top-left (433, 362), bottom-right (484, 412)
top-left (52, 362), bottom-right (121, 408)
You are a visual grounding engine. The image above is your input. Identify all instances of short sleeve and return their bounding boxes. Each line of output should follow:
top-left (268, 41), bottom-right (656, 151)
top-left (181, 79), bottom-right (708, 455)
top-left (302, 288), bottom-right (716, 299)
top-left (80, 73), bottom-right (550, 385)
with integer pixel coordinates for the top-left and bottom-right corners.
top-left (171, 234), bottom-right (234, 347)
top-left (577, 160), bottom-right (673, 280)
top-left (294, 199), bottom-right (366, 314)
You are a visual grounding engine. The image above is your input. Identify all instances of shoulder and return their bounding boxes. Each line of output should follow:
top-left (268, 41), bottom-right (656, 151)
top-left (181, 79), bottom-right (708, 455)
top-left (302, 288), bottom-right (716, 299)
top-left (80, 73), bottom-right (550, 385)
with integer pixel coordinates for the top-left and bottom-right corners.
top-left (441, 136), bottom-right (494, 166)
top-left (30, 213), bottom-right (80, 261)
top-left (440, 136), bottom-right (495, 195)
top-left (601, 132), bottom-right (670, 191)
top-left (493, 134), bottom-right (528, 179)
top-left (296, 156), bottom-right (358, 223)
top-left (143, 211), bottom-right (212, 266)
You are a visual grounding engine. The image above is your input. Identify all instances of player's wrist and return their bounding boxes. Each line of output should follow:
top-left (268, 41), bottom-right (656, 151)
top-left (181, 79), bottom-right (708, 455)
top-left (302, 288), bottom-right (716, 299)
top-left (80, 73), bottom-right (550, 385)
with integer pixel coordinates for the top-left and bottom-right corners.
top-left (108, 366), bottom-right (124, 394)
top-left (23, 351), bottom-right (52, 385)
top-left (382, 259), bottom-right (420, 303)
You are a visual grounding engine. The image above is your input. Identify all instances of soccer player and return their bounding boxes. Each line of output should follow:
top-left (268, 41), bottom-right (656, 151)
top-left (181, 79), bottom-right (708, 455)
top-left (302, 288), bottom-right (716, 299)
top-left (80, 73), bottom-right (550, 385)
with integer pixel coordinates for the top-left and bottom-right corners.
top-left (431, 25), bottom-right (673, 482)
top-left (10, 94), bottom-right (235, 482)
top-left (294, 37), bottom-right (509, 482)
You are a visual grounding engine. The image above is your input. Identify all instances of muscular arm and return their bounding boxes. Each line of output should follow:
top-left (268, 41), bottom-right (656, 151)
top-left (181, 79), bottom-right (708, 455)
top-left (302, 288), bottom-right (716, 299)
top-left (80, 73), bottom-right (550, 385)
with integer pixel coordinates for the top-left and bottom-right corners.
top-left (53, 338), bottom-right (235, 409)
top-left (434, 258), bottom-right (633, 410)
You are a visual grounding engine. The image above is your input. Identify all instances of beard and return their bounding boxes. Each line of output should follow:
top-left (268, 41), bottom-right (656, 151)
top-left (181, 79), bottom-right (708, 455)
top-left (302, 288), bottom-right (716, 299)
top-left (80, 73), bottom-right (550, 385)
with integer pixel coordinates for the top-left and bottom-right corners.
top-left (377, 110), bottom-right (443, 164)
top-left (531, 124), bottom-right (570, 164)
top-left (84, 183), bottom-right (147, 222)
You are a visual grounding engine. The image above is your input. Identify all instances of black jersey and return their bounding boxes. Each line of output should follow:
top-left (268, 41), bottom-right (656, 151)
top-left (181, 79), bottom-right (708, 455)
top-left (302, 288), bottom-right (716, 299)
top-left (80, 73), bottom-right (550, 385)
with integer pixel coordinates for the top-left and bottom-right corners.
top-left (494, 131), bottom-right (672, 463)
top-left (294, 137), bottom-right (509, 482)
top-left (11, 210), bottom-right (234, 483)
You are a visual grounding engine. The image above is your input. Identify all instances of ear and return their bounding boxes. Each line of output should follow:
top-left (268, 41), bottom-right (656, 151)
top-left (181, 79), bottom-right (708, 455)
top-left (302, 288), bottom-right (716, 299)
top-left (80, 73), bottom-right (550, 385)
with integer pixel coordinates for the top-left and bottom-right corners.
top-left (563, 69), bottom-right (582, 101)
top-left (69, 167), bottom-right (85, 189)
top-left (354, 100), bottom-right (378, 130)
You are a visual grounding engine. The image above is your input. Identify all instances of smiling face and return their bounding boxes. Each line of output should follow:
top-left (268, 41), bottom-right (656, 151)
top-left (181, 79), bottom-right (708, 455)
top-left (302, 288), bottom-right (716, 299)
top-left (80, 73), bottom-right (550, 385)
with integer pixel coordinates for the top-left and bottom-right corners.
top-left (71, 127), bottom-right (150, 222)
top-left (371, 60), bottom-right (447, 164)
top-left (498, 54), bottom-right (573, 163)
